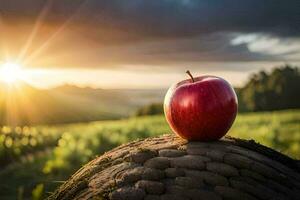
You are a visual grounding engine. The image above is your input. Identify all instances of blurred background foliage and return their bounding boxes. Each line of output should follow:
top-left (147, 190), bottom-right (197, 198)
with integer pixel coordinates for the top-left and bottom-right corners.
top-left (238, 65), bottom-right (300, 112)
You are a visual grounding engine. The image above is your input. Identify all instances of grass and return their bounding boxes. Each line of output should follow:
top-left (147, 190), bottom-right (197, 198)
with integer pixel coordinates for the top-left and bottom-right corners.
top-left (229, 109), bottom-right (300, 157)
top-left (0, 109), bottom-right (299, 199)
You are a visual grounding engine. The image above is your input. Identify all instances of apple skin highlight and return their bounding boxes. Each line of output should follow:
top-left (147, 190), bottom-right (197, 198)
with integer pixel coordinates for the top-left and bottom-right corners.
top-left (164, 74), bottom-right (238, 141)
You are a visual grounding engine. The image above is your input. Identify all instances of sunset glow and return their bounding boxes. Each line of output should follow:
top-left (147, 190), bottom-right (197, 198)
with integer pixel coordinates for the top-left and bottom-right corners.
top-left (0, 1), bottom-right (298, 90)
top-left (0, 62), bottom-right (25, 83)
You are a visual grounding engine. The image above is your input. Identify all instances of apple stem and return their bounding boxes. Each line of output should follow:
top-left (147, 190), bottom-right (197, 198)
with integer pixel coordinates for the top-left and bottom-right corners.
top-left (186, 70), bottom-right (195, 82)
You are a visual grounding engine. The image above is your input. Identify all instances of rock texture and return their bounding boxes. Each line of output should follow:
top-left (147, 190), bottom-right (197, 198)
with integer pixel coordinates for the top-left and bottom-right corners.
top-left (48, 134), bottom-right (300, 200)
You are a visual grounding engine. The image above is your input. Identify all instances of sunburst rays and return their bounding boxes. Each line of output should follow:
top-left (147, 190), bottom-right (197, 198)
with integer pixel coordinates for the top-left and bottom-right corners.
top-left (23, 0), bottom-right (89, 66)
top-left (0, 0), bottom-right (88, 125)
top-left (17, 0), bottom-right (53, 63)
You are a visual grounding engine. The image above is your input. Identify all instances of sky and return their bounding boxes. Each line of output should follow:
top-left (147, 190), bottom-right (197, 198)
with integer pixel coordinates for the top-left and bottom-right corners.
top-left (0, 0), bottom-right (299, 89)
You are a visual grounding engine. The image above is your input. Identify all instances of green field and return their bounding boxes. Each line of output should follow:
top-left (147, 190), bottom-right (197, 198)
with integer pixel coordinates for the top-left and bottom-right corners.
top-left (0, 109), bottom-right (299, 199)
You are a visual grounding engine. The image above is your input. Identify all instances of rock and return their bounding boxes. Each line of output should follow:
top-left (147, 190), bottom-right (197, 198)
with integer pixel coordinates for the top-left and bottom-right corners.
top-left (175, 176), bottom-right (204, 188)
top-left (170, 155), bottom-right (208, 169)
top-left (229, 177), bottom-right (273, 199)
top-left (142, 168), bottom-right (165, 181)
top-left (165, 168), bottom-right (185, 178)
top-left (206, 162), bottom-right (239, 176)
top-left (239, 169), bottom-right (266, 182)
top-left (110, 187), bottom-right (146, 200)
top-left (144, 157), bottom-right (170, 169)
top-left (159, 149), bottom-right (186, 157)
top-left (250, 160), bottom-right (285, 181)
top-left (160, 194), bottom-right (189, 200)
top-left (206, 149), bottom-right (226, 161)
top-left (135, 180), bottom-right (165, 194)
top-left (224, 152), bottom-right (253, 168)
top-left (214, 186), bottom-right (257, 200)
top-left (128, 150), bottom-right (157, 163)
top-left (187, 189), bottom-right (222, 200)
top-left (185, 170), bottom-right (229, 186)
top-left (144, 195), bottom-right (160, 200)
top-left (116, 166), bottom-right (144, 184)
top-left (186, 147), bottom-right (210, 155)
top-left (165, 185), bottom-right (186, 196)
top-left (48, 134), bottom-right (300, 200)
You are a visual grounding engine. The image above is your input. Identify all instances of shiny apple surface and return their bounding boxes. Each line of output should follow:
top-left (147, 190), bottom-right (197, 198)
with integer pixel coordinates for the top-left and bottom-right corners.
top-left (164, 75), bottom-right (238, 141)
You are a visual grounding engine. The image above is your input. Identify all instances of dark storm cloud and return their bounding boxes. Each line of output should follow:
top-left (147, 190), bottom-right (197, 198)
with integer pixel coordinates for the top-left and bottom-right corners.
top-left (0, 0), bottom-right (299, 68)
top-left (1, 0), bottom-right (299, 37)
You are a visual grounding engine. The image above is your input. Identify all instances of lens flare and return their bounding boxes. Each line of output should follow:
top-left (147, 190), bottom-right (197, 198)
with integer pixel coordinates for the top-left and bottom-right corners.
top-left (0, 62), bottom-right (24, 83)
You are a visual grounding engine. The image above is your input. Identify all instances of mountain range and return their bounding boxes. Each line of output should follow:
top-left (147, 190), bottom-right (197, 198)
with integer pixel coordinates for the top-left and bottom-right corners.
top-left (0, 81), bottom-right (165, 125)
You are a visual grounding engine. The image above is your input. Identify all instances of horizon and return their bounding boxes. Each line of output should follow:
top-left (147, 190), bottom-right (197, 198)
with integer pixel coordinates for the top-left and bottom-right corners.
top-left (1, 63), bottom-right (299, 90)
top-left (1, 62), bottom-right (299, 90)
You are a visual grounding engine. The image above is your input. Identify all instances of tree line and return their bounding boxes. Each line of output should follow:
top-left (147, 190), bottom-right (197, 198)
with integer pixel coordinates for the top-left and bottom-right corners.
top-left (135, 64), bottom-right (300, 116)
top-left (238, 64), bottom-right (300, 112)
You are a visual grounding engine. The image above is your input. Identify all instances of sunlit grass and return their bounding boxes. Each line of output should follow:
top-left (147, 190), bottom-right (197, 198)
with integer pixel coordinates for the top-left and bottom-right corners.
top-left (229, 110), bottom-right (300, 157)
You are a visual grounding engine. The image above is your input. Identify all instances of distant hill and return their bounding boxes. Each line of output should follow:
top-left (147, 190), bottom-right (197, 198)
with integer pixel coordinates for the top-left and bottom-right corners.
top-left (0, 82), bottom-right (165, 125)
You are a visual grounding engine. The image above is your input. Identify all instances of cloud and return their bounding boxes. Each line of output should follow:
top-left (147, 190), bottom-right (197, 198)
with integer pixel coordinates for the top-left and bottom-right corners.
top-left (0, 0), bottom-right (299, 69)
top-left (231, 33), bottom-right (300, 60)
top-left (2, 0), bottom-right (299, 37)
top-left (18, 32), bottom-right (280, 70)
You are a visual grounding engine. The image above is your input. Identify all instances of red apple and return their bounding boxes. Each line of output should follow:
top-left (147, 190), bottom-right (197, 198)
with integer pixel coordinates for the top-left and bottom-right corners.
top-left (164, 71), bottom-right (238, 141)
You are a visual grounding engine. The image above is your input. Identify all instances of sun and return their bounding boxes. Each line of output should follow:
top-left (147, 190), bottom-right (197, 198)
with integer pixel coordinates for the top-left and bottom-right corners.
top-left (0, 62), bottom-right (25, 83)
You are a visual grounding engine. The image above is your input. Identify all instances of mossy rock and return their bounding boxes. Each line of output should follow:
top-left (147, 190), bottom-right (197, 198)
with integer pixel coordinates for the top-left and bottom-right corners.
top-left (48, 134), bottom-right (300, 200)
